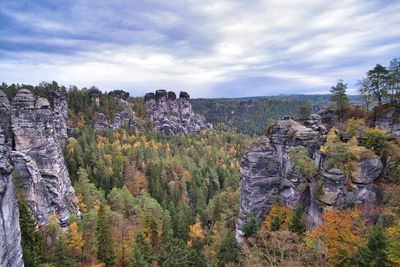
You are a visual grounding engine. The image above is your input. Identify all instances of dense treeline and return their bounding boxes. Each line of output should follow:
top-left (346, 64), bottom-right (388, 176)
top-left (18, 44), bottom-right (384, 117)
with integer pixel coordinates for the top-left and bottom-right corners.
top-left (191, 95), bottom-right (364, 136)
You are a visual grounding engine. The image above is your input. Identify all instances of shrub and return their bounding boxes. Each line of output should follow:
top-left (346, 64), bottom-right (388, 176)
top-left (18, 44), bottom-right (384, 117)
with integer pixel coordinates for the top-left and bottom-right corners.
top-left (361, 128), bottom-right (389, 156)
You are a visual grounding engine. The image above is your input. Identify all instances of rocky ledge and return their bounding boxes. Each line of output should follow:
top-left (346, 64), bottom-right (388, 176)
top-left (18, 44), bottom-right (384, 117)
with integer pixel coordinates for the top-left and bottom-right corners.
top-left (144, 90), bottom-right (213, 135)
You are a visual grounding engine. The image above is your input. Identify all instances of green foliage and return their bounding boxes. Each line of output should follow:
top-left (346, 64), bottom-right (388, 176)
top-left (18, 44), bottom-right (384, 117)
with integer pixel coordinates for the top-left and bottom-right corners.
top-left (157, 238), bottom-right (190, 267)
top-left (288, 208), bottom-right (306, 234)
top-left (18, 201), bottom-right (45, 267)
top-left (97, 203), bottom-right (115, 267)
top-left (288, 146), bottom-right (318, 177)
top-left (298, 104), bottom-right (311, 119)
top-left (242, 214), bottom-right (261, 238)
top-left (130, 232), bottom-right (152, 267)
top-left (217, 231), bottom-right (240, 267)
top-left (361, 128), bottom-right (389, 156)
top-left (354, 222), bottom-right (389, 267)
top-left (270, 215), bottom-right (283, 232)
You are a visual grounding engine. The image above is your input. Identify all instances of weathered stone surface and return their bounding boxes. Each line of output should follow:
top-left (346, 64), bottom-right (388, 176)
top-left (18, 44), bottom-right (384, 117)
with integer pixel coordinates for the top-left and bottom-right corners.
top-left (371, 103), bottom-right (400, 137)
top-left (46, 91), bottom-right (69, 144)
top-left (88, 88), bottom-right (102, 107)
top-left (0, 111), bottom-right (24, 267)
top-left (108, 90), bottom-right (129, 100)
top-left (144, 90), bottom-right (213, 135)
top-left (236, 114), bottom-right (384, 242)
top-left (92, 95), bottom-right (139, 132)
top-left (11, 89), bottom-right (80, 227)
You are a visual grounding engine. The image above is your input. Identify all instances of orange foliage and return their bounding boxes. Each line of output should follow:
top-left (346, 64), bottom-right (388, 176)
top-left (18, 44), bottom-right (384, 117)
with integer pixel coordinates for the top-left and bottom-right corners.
top-left (307, 209), bottom-right (365, 266)
top-left (124, 161), bottom-right (149, 197)
top-left (68, 222), bottom-right (85, 257)
top-left (189, 217), bottom-right (205, 240)
top-left (261, 205), bottom-right (293, 232)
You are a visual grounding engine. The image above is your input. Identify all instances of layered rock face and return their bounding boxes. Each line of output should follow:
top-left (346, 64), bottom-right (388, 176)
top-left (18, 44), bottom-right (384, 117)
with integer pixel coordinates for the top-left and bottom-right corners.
top-left (10, 89), bottom-right (79, 227)
top-left (92, 90), bottom-right (138, 132)
top-left (236, 115), bottom-right (383, 241)
top-left (0, 94), bottom-right (23, 267)
top-left (371, 103), bottom-right (400, 137)
top-left (144, 90), bottom-right (213, 135)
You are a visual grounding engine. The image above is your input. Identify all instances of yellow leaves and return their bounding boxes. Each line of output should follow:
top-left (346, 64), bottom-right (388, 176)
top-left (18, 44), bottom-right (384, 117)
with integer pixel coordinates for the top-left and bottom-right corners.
top-left (326, 128), bottom-right (338, 144)
top-left (68, 222), bottom-right (85, 253)
top-left (261, 205), bottom-right (293, 232)
top-left (306, 209), bottom-right (364, 266)
top-left (76, 193), bottom-right (88, 213)
top-left (49, 212), bottom-right (59, 225)
top-left (189, 218), bottom-right (205, 240)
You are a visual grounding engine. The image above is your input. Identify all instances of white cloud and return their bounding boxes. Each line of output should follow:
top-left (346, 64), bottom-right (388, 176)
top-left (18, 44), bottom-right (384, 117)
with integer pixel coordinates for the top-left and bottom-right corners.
top-left (1, 0), bottom-right (399, 97)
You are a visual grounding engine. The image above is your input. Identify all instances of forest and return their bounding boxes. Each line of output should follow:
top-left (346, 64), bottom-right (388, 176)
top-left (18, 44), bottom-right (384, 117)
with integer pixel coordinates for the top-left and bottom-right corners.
top-left (0, 56), bottom-right (399, 267)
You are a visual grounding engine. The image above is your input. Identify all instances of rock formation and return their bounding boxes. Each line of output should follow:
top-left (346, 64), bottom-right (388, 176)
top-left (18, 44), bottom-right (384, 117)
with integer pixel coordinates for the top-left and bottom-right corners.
top-left (236, 115), bottom-right (384, 241)
top-left (371, 103), bottom-right (400, 137)
top-left (0, 92), bottom-right (24, 267)
top-left (88, 87), bottom-right (102, 107)
top-left (4, 89), bottom-right (80, 227)
top-left (144, 90), bottom-right (213, 135)
top-left (92, 90), bottom-right (138, 132)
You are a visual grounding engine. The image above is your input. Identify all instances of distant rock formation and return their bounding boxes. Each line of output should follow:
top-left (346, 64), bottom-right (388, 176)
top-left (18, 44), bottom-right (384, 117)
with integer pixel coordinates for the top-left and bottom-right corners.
top-left (0, 89), bottom-right (80, 228)
top-left (92, 90), bottom-right (138, 132)
top-left (236, 115), bottom-right (383, 242)
top-left (88, 87), bottom-right (102, 107)
top-left (144, 90), bottom-right (213, 135)
top-left (108, 89), bottom-right (129, 101)
top-left (0, 92), bottom-right (23, 267)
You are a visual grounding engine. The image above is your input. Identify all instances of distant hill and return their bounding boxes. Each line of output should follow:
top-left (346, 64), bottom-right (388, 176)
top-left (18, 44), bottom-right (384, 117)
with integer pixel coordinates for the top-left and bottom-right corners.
top-left (192, 94), bottom-right (364, 135)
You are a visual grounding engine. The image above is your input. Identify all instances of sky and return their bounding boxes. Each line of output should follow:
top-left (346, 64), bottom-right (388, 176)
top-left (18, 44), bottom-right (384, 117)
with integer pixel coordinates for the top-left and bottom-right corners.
top-left (1, 0), bottom-right (399, 98)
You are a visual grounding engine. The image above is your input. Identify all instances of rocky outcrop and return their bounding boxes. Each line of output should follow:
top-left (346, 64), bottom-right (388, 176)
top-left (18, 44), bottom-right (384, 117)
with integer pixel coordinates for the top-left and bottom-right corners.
top-left (144, 90), bottom-right (213, 135)
top-left (92, 91), bottom-right (138, 132)
top-left (88, 88), bottom-right (102, 107)
top-left (10, 89), bottom-right (80, 227)
top-left (371, 103), bottom-right (400, 137)
top-left (0, 93), bottom-right (24, 267)
top-left (236, 116), bottom-right (384, 242)
top-left (109, 90), bottom-right (129, 101)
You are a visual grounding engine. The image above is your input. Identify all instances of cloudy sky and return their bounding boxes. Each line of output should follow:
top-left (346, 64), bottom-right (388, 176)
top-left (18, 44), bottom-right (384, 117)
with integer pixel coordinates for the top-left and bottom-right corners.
top-left (1, 0), bottom-right (399, 98)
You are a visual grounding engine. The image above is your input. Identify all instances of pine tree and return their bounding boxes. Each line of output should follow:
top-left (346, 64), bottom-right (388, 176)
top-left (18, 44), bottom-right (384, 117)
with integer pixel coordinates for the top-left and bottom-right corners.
top-left (354, 222), bottom-right (389, 267)
top-left (367, 64), bottom-right (390, 105)
top-left (270, 215), bottom-right (282, 231)
top-left (217, 231), bottom-right (240, 267)
top-left (130, 232), bottom-right (152, 267)
top-left (18, 201), bottom-right (45, 267)
top-left (54, 234), bottom-right (75, 267)
top-left (157, 238), bottom-right (190, 267)
top-left (97, 203), bottom-right (115, 267)
top-left (330, 79), bottom-right (350, 123)
top-left (288, 208), bottom-right (306, 234)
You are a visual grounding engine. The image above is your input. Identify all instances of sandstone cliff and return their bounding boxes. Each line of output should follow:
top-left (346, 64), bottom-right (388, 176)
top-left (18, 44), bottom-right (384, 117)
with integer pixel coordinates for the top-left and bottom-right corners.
top-left (10, 89), bottom-right (80, 227)
top-left (92, 90), bottom-right (138, 132)
top-left (144, 90), bottom-right (213, 135)
top-left (236, 115), bottom-right (383, 241)
top-left (0, 91), bottom-right (23, 267)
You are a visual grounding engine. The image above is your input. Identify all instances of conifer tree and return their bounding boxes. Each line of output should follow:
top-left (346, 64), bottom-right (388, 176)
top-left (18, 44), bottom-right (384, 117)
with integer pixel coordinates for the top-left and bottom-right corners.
top-left (270, 215), bottom-right (282, 231)
top-left (130, 232), bottom-right (152, 267)
top-left (157, 238), bottom-right (190, 267)
top-left (354, 222), bottom-right (389, 267)
top-left (288, 208), bottom-right (306, 234)
top-left (18, 201), bottom-right (45, 267)
top-left (217, 231), bottom-right (240, 267)
top-left (97, 203), bottom-right (115, 267)
top-left (330, 79), bottom-right (350, 123)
